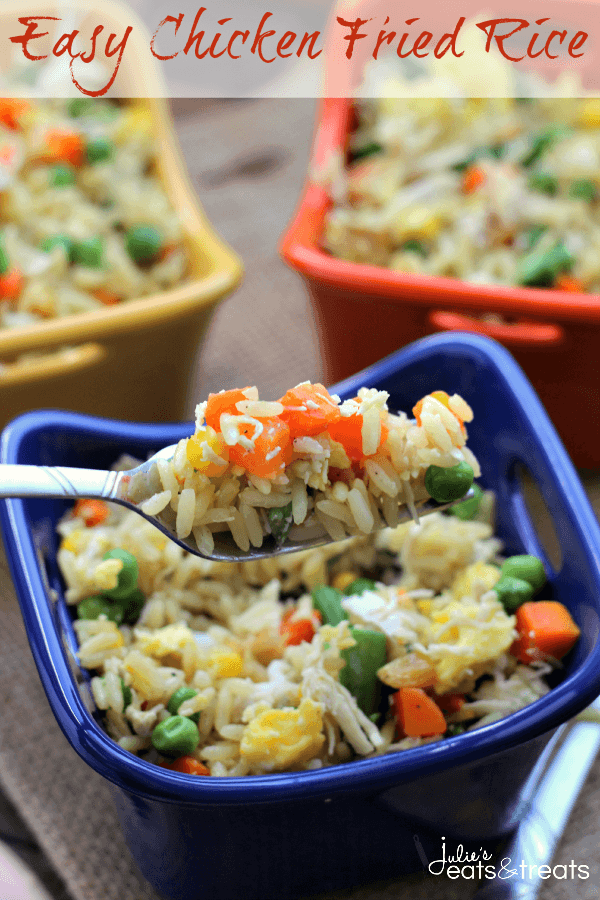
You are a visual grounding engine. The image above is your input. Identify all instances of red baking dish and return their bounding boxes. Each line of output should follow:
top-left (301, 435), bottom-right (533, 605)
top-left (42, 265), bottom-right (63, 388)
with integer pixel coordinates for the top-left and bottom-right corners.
top-left (280, 92), bottom-right (600, 468)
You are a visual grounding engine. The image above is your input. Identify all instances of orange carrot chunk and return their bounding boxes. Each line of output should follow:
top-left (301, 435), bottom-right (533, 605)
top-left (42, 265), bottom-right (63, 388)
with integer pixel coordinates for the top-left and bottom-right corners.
top-left (44, 129), bottom-right (85, 166)
top-left (160, 756), bottom-right (210, 775)
top-left (0, 267), bottom-right (24, 303)
top-left (510, 601), bottom-right (580, 664)
top-left (328, 413), bottom-right (389, 463)
top-left (92, 288), bottom-right (121, 305)
top-left (554, 274), bottom-right (585, 293)
top-left (279, 383), bottom-right (342, 437)
top-left (229, 416), bottom-right (293, 479)
top-left (205, 388), bottom-right (253, 431)
top-left (462, 165), bottom-right (486, 194)
top-left (0, 99), bottom-right (30, 130)
top-left (73, 499), bottom-right (110, 527)
top-left (279, 609), bottom-right (321, 646)
top-left (393, 687), bottom-right (447, 737)
top-left (436, 692), bottom-right (466, 714)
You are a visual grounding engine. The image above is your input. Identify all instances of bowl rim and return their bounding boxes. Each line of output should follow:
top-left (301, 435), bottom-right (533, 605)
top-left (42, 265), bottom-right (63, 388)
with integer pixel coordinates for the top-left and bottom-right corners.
top-left (279, 97), bottom-right (600, 326)
top-left (3, 332), bottom-right (600, 805)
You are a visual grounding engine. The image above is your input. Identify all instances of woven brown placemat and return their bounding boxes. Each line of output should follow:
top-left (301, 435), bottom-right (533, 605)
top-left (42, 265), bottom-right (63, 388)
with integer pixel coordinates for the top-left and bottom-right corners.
top-left (0, 99), bottom-right (598, 900)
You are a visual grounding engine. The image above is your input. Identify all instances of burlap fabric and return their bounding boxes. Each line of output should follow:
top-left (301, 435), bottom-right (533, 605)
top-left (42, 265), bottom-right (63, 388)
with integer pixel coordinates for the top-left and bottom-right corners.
top-left (0, 99), bottom-right (598, 900)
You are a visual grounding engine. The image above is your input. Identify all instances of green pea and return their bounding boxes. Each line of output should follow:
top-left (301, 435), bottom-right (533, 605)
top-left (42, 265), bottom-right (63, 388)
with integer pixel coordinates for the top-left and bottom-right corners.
top-left (68, 98), bottom-right (93, 118)
top-left (121, 678), bottom-right (132, 710)
top-left (493, 575), bottom-right (534, 613)
top-left (447, 723), bottom-right (466, 736)
top-left (311, 585), bottom-right (347, 627)
top-left (528, 172), bottom-right (558, 197)
top-left (569, 179), bottom-right (597, 202)
top-left (487, 143), bottom-right (505, 160)
top-left (167, 686), bottom-right (201, 724)
top-left (86, 138), bottom-right (113, 164)
top-left (125, 225), bottom-right (164, 264)
top-left (72, 236), bottom-right (104, 269)
top-left (42, 234), bottom-right (74, 261)
top-left (425, 461), bottom-right (474, 504)
top-left (102, 549), bottom-right (139, 600)
top-left (516, 241), bottom-right (573, 288)
top-left (115, 588), bottom-right (145, 625)
top-left (400, 240), bottom-right (428, 258)
top-left (344, 578), bottom-right (377, 596)
top-left (351, 141), bottom-right (383, 162)
top-left (151, 715), bottom-right (199, 758)
top-left (267, 503), bottom-right (293, 544)
top-left (500, 554), bottom-right (546, 593)
top-left (50, 164), bottom-right (76, 187)
top-left (77, 595), bottom-right (123, 624)
top-left (0, 239), bottom-right (9, 276)
top-left (448, 483), bottom-right (484, 520)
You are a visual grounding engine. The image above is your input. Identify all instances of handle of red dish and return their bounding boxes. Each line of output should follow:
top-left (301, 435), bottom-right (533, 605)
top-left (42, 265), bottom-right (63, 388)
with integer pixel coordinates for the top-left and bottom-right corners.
top-left (428, 311), bottom-right (566, 349)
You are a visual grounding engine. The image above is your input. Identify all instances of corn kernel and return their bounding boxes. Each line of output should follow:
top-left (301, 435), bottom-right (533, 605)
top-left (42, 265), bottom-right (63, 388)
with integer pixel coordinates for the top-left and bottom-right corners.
top-left (60, 530), bottom-right (83, 553)
top-left (186, 427), bottom-right (229, 476)
top-left (577, 100), bottom-right (600, 128)
top-left (114, 104), bottom-right (154, 143)
top-left (417, 598), bottom-right (432, 616)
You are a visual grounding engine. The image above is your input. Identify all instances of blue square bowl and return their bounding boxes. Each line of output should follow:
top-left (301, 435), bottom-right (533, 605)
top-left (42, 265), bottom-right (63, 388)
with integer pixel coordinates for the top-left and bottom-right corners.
top-left (2, 333), bottom-right (600, 900)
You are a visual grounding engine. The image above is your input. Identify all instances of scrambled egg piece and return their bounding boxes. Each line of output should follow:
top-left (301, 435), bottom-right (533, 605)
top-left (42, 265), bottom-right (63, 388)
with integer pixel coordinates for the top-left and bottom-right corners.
top-left (136, 623), bottom-right (195, 657)
top-left (451, 561), bottom-right (501, 600)
top-left (207, 648), bottom-right (244, 679)
top-left (240, 698), bottom-right (325, 771)
top-left (427, 595), bottom-right (516, 693)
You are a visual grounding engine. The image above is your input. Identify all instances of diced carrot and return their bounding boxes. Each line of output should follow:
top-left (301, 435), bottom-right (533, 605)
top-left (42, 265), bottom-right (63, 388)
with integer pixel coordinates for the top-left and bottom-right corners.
top-left (0, 99), bottom-right (30, 131)
top-left (510, 601), bottom-right (580, 664)
top-left (279, 609), bottom-right (321, 646)
top-left (278, 383), bottom-right (342, 437)
top-left (73, 498), bottom-right (110, 527)
top-left (229, 416), bottom-right (293, 479)
top-left (328, 413), bottom-right (389, 463)
top-left (413, 390), bottom-right (466, 435)
top-left (435, 692), bottom-right (465, 714)
top-left (205, 389), bottom-right (253, 431)
top-left (393, 687), bottom-right (447, 737)
top-left (328, 466), bottom-right (354, 486)
top-left (160, 756), bottom-right (210, 776)
top-left (92, 288), bottom-right (121, 305)
top-left (0, 267), bottom-right (24, 304)
top-left (555, 274), bottom-right (585, 293)
top-left (462, 165), bottom-right (486, 194)
top-left (44, 129), bottom-right (85, 166)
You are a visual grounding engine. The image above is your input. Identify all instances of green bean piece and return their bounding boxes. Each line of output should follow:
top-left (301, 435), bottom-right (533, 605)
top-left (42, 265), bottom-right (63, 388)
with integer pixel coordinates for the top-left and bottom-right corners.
top-left (340, 627), bottom-right (387, 716)
top-left (50, 164), bottom-right (76, 187)
top-left (0, 239), bottom-right (9, 276)
top-left (42, 234), bottom-right (74, 261)
top-left (267, 503), bottom-right (293, 544)
top-left (121, 678), bottom-right (132, 710)
top-left (72, 236), bottom-right (104, 268)
top-left (448, 483), bottom-right (484, 520)
top-left (425, 461), bottom-right (474, 504)
top-left (569, 179), bottom-right (598, 202)
top-left (400, 240), bottom-right (428, 258)
top-left (125, 225), bottom-right (164, 264)
top-left (77, 595), bottom-right (123, 624)
top-left (115, 588), bottom-right (146, 625)
top-left (86, 138), bottom-right (113, 164)
top-left (311, 585), bottom-right (348, 626)
top-left (528, 172), bottom-right (558, 197)
top-left (102, 549), bottom-right (139, 600)
top-left (522, 224), bottom-right (548, 251)
top-left (151, 716), bottom-right (199, 758)
top-left (167, 686), bottom-right (201, 724)
top-left (500, 554), bottom-right (546, 593)
top-left (516, 242), bottom-right (573, 288)
top-left (488, 143), bottom-right (505, 159)
top-left (68, 98), bottom-right (93, 118)
top-left (351, 141), bottom-right (383, 162)
top-left (344, 578), bottom-right (377, 596)
top-left (521, 125), bottom-right (571, 168)
top-left (452, 151), bottom-right (479, 173)
top-left (493, 575), bottom-right (534, 613)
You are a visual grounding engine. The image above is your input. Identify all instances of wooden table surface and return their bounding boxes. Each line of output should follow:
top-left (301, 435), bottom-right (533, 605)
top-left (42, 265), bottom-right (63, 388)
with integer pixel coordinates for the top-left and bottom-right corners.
top-left (0, 98), bottom-right (599, 900)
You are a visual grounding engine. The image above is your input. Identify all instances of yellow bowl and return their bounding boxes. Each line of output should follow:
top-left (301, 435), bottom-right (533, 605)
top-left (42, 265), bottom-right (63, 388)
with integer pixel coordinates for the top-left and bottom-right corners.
top-left (0, 3), bottom-right (243, 425)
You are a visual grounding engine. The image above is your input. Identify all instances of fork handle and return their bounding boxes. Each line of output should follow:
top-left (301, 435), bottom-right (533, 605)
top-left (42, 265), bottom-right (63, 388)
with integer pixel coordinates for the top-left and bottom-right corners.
top-left (0, 465), bottom-right (122, 501)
